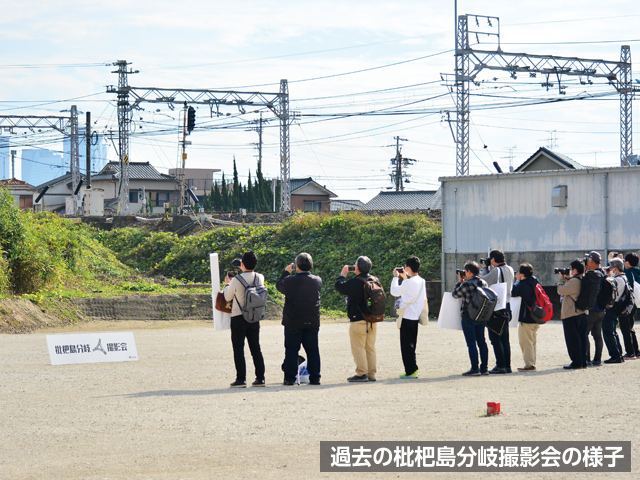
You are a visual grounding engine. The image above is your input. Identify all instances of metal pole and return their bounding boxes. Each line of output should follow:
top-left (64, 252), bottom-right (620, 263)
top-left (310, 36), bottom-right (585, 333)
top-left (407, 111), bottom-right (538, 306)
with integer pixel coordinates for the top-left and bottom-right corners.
top-left (85, 112), bottom-right (91, 190)
top-left (70, 105), bottom-right (79, 215)
top-left (619, 46), bottom-right (633, 166)
top-left (279, 79), bottom-right (291, 212)
top-left (180, 103), bottom-right (188, 215)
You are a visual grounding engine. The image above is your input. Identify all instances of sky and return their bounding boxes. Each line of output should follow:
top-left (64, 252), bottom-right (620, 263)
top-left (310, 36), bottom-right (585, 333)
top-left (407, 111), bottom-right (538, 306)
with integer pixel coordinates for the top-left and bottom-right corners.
top-left (1, 0), bottom-right (639, 202)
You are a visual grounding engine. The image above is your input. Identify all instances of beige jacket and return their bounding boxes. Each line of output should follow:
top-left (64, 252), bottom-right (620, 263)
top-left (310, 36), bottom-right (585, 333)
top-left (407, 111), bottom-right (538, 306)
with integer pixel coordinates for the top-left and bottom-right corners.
top-left (557, 274), bottom-right (587, 319)
top-left (223, 271), bottom-right (265, 317)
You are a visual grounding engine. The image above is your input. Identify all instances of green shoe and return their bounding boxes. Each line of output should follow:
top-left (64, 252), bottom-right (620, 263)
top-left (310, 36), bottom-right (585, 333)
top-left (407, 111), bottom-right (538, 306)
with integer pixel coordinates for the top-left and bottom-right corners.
top-left (399, 370), bottom-right (419, 379)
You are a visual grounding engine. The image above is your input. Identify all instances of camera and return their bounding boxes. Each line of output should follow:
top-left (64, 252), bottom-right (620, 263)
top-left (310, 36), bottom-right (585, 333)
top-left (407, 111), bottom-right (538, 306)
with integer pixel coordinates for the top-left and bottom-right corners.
top-left (479, 257), bottom-right (491, 267)
top-left (348, 266), bottom-right (356, 272)
top-left (396, 267), bottom-right (404, 274)
top-left (554, 267), bottom-right (570, 275)
top-left (232, 259), bottom-right (242, 267)
top-left (227, 270), bottom-right (237, 278)
top-left (456, 269), bottom-right (465, 276)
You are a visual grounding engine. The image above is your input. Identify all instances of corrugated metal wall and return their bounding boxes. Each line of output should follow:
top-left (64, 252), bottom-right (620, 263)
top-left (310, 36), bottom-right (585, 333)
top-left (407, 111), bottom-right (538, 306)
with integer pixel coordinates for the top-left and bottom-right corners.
top-left (442, 167), bottom-right (640, 255)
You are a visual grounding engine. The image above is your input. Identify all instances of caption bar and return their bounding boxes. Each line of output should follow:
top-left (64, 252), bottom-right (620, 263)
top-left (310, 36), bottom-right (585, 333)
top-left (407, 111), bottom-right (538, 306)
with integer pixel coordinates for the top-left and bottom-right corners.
top-left (319, 441), bottom-right (631, 472)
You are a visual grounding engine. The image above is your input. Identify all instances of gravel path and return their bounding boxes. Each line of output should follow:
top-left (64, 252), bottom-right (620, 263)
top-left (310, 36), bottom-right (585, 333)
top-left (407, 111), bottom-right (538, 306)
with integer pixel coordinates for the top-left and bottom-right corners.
top-left (0, 319), bottom-right (638, 479)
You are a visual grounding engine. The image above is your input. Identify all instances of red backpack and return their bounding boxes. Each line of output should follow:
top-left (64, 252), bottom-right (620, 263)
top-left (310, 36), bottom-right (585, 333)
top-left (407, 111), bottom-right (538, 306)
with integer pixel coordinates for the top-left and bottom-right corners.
top-left (529, 284), bottom-right (553, 323)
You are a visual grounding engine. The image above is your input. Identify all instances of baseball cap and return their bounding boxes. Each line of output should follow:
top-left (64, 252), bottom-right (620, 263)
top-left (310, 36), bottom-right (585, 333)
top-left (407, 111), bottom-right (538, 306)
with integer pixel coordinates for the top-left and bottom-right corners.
top-left (586, 251), bottom-right (601, 264)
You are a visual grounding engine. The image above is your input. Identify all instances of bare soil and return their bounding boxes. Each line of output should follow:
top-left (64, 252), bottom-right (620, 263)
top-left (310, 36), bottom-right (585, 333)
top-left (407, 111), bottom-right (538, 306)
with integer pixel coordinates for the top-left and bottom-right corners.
top-left (0, 319), bottom-right (638, 479)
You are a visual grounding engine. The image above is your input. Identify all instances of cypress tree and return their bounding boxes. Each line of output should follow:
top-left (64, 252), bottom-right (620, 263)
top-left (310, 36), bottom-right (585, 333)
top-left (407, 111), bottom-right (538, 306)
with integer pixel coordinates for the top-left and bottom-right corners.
top-left (220, 172), bottom-right (229, 211)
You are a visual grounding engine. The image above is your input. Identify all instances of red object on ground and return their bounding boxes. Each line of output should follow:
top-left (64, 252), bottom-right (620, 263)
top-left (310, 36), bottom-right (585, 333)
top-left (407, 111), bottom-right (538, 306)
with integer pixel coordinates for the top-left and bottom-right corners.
top-left (487, 402), bottom-right (501, 416)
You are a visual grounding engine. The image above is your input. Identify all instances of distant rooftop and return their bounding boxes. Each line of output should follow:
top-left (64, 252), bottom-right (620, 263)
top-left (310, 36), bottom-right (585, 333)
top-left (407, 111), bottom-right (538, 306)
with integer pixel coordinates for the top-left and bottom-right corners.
top-left (364, 190), bottom-right (437, 211)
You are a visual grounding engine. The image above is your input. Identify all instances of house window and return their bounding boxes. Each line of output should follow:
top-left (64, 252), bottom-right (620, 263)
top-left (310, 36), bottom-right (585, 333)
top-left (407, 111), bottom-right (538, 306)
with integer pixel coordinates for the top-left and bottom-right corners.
top-left (304, 200), bottom-right (322, 212)
top-left (156, 192), bottom-right (170, 207)
top-left (129, 191), bottom-right (139, 204)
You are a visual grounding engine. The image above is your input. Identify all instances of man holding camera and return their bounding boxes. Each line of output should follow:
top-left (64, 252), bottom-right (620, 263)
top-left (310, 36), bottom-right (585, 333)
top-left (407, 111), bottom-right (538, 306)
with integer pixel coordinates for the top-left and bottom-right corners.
top-left (480, 249), bottom-right (514, 374)
top-left (557, 259), bottom-right (588, 370)
top-left (452, 261), bottom-right (490, 376)
top-left (223, 251), bottom-right (266, 387)
top-left (276, 253), bottom-right (323, 386)
top-left (390, 256), bottom-right (426, 379)
top-left (511, 263), bottom-right (541, 371)
top-left (602, 258), bottom-right (630, 363)
top-left (335, 256), bottom-right (378, 382)
top-left (583, 251), bottom-right (606, 367)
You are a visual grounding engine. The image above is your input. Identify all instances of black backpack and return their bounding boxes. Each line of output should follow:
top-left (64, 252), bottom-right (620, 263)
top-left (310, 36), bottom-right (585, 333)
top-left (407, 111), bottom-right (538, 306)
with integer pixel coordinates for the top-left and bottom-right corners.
top-left (597, 276), bottom-right (616, 310)
top-left (358, 276), bottom-right (386, 323)
top-left (576, 269), bottom-right (603, 311)
top-left (468, 280), bottom-right (498, 323)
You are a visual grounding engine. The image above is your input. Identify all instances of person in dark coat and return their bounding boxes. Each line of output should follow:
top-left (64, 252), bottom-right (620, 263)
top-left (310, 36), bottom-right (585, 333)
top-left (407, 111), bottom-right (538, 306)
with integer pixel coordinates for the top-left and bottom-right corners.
top-left (511, 263), bottom-right (541, 371)
top-left (276, 252), bottom-right (322, 386)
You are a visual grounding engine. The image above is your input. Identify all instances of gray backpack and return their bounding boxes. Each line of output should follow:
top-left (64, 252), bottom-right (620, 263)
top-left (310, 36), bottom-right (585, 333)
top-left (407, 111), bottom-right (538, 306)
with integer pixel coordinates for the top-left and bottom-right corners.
top-left (234, 274), bottom-right (268, 323)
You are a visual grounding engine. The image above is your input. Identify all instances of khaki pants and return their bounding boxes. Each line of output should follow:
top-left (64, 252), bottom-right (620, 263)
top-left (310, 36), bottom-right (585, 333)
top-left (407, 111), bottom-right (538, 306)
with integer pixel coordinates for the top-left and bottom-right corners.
top-left (349, 320), bottom-right (377, 378)
top-left (518, 322), bottom-right (540, 368)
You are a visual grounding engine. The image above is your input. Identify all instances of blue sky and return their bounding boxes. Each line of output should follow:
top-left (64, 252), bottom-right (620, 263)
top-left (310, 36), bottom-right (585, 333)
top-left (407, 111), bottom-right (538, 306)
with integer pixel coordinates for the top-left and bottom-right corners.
top-left (1, 1), bottom-right (639, 201)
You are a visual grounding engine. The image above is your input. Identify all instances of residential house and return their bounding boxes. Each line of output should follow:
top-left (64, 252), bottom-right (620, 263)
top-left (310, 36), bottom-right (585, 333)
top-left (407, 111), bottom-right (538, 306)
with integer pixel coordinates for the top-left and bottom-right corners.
top-left (0, 178), bottom-right (34, 210)
top-left (290, 177), bottom-right (337, 212)
top-left (514, 147), bottom-right (583, 172)
top-left (91, 162), bottom-right (179, 214)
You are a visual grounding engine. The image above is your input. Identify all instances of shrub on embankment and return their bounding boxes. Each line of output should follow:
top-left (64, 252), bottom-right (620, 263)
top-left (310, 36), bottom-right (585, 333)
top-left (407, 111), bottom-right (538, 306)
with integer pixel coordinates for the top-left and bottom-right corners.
top-left (99, 212), bottom-right (442, 311)
top-left (0, 187), bottom-right (132, 297)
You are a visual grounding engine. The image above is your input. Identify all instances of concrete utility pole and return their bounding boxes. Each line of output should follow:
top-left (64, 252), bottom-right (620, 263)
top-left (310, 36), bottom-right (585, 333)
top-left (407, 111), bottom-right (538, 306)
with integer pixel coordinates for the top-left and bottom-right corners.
top-left (10, 150), bottom-right (16, 179)
top-left (445, 13), bottom-right (639, 175)
top-left (389, 136), bottom-right (415, 191)
top-left (106, 62), bottom-right (292, 213)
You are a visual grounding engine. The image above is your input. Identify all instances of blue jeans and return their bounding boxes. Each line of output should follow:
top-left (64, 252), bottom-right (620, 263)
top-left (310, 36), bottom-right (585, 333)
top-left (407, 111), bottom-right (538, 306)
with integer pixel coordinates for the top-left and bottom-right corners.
top-left (284, 326), bottom-right (321, 383)
top-left (602, 308), bottom-right (623, 360)
top-left (461, 316), bottom-right (488, 371)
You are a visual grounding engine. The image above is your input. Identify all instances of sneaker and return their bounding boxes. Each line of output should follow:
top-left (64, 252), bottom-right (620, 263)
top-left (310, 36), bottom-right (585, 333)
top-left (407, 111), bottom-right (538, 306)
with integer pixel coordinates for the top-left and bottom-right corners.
top-left (623, 353), bottom-right (636, 360)
top-left (462, 369), bottom-right (481, 376)
top-left (283, 379), bottom-right (296, 386)
top-left (251, 379), bottom-right (265, 387)
top-left (517, 366), bottom-right (536, 371)
top-left (604, 357), bottom-right (624, 364)
top-left (489, 367), bottom-right (507, 374)
top-left (230, 380), bottom-right (246, 388)
top-left (367, 377), bottom-right (377, 382)
top-left (399, 370), bottom-right (419, 379)
top-left (590, 360), bottom-right (602, 367)
top-left (347, 375), bottom-right (369, 382)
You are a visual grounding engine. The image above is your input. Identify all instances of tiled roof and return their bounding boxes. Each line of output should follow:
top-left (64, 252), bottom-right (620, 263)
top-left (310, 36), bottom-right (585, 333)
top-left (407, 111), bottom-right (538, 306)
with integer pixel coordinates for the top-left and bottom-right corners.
top-left (330, 199), bottom-right (365, 211)
top-left (32, 173), bottom-right (75, 190)
top-left (96, 162), bottom-right (175, 181)
top-left (515, 147), bottom-right (583, 172)
top-left (363, 190), bottom-right (437, 211)
top-left (0, 178), bottom-right (34, 187)
top-left (290, 177), bottom-right (337, 197)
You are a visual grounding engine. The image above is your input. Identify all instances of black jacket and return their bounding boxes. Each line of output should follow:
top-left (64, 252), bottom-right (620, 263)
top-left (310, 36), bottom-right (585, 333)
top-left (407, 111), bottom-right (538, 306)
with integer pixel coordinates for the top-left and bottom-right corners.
top-left (335, 273), bottom-right (371, 322)
top-left (276, 270), bottom-right (322, 329)
top-left (511, 275), bottom-right (539, 324)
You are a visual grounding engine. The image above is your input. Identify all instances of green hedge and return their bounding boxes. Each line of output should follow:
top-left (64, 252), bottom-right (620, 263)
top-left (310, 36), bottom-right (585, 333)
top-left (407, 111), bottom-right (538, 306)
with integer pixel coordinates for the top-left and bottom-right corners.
top-left (100, 212), bottom-right (441, 311)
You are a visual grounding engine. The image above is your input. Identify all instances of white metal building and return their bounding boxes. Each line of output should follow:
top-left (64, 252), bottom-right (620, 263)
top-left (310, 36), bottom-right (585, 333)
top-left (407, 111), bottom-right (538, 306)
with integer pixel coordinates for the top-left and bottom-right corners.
top-left (440, 166), bottom-right (640, 289)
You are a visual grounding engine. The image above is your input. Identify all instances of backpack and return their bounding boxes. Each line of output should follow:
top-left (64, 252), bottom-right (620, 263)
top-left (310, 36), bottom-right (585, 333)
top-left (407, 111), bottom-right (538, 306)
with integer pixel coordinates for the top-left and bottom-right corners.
top-left (575, 269), bottom-right (602, 311)
top-left (234, 274), bottom-right (268, 323)
top-left (613, 275), bottom-right (635, 317)
top-left (529, 284), bottom-right (553, 324)
top-left (597, 276), bottom-right (616, 310)
top-left (468, 281), bottom-right (498, 323)
top-left (358, 276), bottom-right (387, 323)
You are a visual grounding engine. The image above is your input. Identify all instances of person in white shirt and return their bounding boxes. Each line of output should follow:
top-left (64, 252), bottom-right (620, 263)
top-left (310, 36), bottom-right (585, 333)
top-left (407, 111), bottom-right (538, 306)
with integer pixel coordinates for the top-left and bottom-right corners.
top-left (390, 256), bottom-right (427, 379)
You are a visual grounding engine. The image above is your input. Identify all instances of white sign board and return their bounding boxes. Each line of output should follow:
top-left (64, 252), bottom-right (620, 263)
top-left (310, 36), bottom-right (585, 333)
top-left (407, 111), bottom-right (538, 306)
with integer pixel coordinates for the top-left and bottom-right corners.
top-left (438, 293), bottom-right (522, 331)
top-left (210, 252), bottom-right (231, 331)
top-left (46, 332), bottom-right (138, 365)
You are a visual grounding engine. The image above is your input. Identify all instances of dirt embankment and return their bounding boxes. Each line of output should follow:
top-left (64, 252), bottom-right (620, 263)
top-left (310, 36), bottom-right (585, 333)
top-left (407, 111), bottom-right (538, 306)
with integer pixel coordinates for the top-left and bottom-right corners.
top-left (0, 294), bottom-right (283, 333)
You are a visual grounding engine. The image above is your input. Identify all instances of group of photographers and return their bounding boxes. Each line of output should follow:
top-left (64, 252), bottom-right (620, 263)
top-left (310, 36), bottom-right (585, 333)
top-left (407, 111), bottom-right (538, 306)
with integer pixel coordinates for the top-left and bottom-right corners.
top-left (222, 251), bottom-right (428, 387)
top-left (452, 248), bottom-right (640, 375)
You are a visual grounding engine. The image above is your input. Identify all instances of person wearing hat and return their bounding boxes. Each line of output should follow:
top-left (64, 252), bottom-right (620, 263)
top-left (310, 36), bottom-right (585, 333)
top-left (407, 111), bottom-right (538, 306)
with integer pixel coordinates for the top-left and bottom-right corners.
top-left (602, 258), bottom-right (628, 364)
top-left (584, 251), bottom-right (606, 367)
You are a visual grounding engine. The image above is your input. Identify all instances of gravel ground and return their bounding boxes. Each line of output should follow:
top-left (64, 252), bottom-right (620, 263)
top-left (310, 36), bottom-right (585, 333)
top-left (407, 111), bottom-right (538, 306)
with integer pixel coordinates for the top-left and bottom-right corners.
top-left (0, 319), bottom-right (638, 479)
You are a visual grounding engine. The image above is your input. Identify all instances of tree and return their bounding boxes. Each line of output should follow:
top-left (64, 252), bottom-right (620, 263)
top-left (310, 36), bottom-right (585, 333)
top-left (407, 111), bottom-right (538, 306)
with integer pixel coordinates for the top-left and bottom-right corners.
top-left (220, 172), bottom-right (229, 211)
top-left (232, 156), bottom-right (240, 211)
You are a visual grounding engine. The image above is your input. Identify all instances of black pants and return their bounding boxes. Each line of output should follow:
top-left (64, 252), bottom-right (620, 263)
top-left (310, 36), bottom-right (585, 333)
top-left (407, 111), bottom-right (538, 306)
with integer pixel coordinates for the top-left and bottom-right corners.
top-left (230, 315), bottom-right (265, 382)
top-left (619, 307), bottom-right (639, 356)
top-left (400, 319), bottom-right (419, 375)
top-left (562, 313), bottom-right (588, 368)
top-left (586, 310), bottom-right (605, 363)
top-left (488, 307), bottom-right (511, 369)
top-left (284, 326), bottom-right (321, 383)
